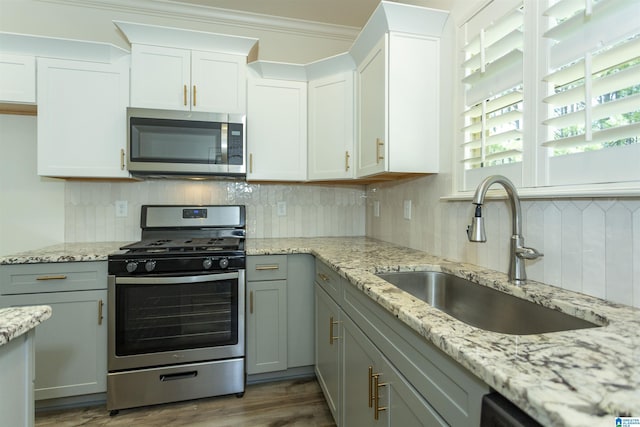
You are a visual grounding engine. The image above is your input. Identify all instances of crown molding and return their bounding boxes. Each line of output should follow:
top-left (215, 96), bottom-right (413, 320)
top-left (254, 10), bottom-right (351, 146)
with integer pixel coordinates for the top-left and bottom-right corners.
top-left (37, 0), bottom-right (361, 42)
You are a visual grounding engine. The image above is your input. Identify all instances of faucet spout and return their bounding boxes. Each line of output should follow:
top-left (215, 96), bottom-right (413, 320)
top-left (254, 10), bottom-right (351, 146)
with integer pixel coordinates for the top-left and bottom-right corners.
top-left (466, 175), bottom-right (542, 284)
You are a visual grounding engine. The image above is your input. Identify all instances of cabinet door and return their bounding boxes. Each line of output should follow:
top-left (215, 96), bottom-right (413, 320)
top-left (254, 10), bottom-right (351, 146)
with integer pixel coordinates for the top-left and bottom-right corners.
top-left (343, 315), bottom-right (447, 427)
top-left (37, 57), bottom-right (129, 178)
top-left (191, 50), bottom-right (246, 114)
top-left (357, 36), bottom-right (387, 178)
top-left (130, 44), bottom-right (191, 110)
top-left (247, 76), bottom-right (307, 181)
top-left (0, 290), bottom-right (108, 400)
top-left (381, 355), bottom-right (448, 427)
top-left (246, 280), bottom-right (287, 374)
top-left (308, 71), bottom-right (355, 180)
top-left (286, 254), bottom-right (315, 368)
top-left (315, 284), bottom-right (341, 424)
top-left (0, 54), bottom-right (35, 103)
top-left (342, 316), bottom-right (379, 427)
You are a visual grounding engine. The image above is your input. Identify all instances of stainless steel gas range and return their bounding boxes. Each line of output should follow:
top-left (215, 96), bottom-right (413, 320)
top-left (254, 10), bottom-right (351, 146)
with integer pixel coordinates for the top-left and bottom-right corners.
top-left (106, 205), bottom-right (246, 414)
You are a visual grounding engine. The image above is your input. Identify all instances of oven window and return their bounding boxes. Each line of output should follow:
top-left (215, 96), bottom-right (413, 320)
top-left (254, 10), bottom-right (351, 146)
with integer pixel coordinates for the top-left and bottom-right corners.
top-left (115, 278), bottom-right (238, 356)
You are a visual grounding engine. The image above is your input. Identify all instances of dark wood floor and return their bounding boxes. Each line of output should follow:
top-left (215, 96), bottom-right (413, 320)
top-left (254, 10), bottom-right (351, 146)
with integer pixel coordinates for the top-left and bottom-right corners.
top-left (35, 378), bottom-right (335, 427)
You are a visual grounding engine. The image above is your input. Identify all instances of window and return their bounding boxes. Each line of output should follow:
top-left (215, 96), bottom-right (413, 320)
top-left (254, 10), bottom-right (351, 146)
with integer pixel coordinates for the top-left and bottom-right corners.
top-left (457, 0), bottom-right (640, 193)
top-left (460, 0), bottom-right (524, 191)
top-left (541, 0), bottom-right (640, 186)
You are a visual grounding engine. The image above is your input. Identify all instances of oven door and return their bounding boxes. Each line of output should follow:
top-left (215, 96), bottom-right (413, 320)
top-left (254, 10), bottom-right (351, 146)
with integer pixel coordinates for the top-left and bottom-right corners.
top-left (108, 270), bottom-right (245, 372)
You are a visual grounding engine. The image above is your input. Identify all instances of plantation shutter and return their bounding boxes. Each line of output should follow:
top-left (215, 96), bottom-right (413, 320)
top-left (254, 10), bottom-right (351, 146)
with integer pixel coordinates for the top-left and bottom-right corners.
top-left (542, 0), bottom-right (640, 185)
top-left (460, 0), bottom-right (524, 190)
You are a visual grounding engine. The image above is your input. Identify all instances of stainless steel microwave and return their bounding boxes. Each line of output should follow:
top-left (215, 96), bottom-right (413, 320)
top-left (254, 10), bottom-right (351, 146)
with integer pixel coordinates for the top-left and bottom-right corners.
top-left (127, 108), bottom-right (246, 178)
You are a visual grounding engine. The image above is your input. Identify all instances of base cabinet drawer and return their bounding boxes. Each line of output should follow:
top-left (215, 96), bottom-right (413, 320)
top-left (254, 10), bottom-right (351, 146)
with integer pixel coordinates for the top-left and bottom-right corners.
top-left (0, 262), bottom-right (107, 294)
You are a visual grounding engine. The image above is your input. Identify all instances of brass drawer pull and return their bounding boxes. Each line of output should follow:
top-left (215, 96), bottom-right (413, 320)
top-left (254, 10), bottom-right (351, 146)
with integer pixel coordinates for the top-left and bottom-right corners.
top-left (373, 373), bottom-right (388, 420)
top-left (255, 265), bottom-right (279, 271)
top-left (98, 299), bottom-right (104, 325)
top-left (368, 366), bottom-right (373, 408)
top-left (317, 273), bottom-right (329, 282)
top-left (193, 85), bottom-right (197, 106)
top-left (345, 150), bottom-right (350, 172)
top-left (250, 290), bottom-right (254, 314)
top-left (329, 316), bottom-right (341, 345)
top-left (183, 84), bottom-right (188, 106)
top-left (36, 275), bottom-right (67, 281)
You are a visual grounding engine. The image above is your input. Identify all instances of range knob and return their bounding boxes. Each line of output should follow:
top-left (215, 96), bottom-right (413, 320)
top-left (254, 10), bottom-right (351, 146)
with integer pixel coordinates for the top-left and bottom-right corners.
top-left (202, 258), bottom-right (213, 270)
top-left (219, 257), bottom-right (229, 269)
top-left (145, 260), bottom-right (156, 272)
top-left (125, 261), bottom-right (138, 273)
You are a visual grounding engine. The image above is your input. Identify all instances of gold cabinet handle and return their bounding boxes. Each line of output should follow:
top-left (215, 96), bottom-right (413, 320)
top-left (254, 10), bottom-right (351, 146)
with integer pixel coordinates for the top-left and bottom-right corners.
top-left (376, 138), bottom-right (384, 164)
top-left (368, 366), bottom-right (374, 408)
top-left (255, 265), bottom-right (279, 271)
top-left (183, 84), bottom-right (188, 106)
top-left (98, 299), bottom-right (104, 325)
top-left (250, 290), bottom-right (254, 314)
top-left (329, 315), bottom-right (340, 345)
top-left (373, 373), bottom-right (388, 420)
top-left (120, 148), bottom-right (125, 170)
top-left (345, 150), bottom-right (350, 172)
top-left (193, 85), bottom-right (197, 107)
top-left (249, 153), bottom-right (253, 173)
top-left (36, 275), bottom-right (67, 281)
top-left (317, 273), bottom-right (329, 282)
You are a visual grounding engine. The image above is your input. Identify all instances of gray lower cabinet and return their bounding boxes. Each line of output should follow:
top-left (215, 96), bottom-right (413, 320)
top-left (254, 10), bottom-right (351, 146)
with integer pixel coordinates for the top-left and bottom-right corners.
top-left (246, 254), bottom-right (315, 375)
top-left (0, 262), bottom-right (108, 401)
top-left (315, 278), bottom-right (342, 421)
top-left (315, 258), bottom-right (489, 426)
top-left (0, 329), bottom-right (35, 427)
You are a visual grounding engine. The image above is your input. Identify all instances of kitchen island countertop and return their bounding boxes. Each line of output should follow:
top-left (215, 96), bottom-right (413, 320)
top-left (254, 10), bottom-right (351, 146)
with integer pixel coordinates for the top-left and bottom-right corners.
top-left (1, 238), bottom-right (638, 426)
top-left (0, 306), bottom-right (52, 347)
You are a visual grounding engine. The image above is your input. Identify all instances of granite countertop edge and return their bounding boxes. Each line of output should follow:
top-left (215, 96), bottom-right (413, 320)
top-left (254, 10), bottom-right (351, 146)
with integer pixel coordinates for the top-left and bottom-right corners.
top-left (0, 306), bottom-right (52, 347)
top-left (1, 238), bottom-right (638, 426)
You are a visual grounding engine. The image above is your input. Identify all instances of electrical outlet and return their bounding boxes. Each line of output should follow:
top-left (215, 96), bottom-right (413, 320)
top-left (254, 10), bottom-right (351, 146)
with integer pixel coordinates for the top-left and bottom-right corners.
top-left (115, 200), bottom-right (128, 217)
top-left (277, 201), bottom-right (287, 216)
top-left (373, 200), bottom-right (380, 217)
top-left (403, 200), bottom-right (412, 220)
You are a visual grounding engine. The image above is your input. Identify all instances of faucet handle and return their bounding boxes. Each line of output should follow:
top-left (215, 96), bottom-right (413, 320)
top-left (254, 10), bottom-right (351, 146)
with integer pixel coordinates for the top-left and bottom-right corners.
top-left (516, 246), bottom-right (543, 260)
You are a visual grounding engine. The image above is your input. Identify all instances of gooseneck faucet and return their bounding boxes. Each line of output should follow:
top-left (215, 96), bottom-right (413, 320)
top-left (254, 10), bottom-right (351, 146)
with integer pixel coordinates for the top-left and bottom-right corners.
top-left (466, 175), bottom-right (543, 285)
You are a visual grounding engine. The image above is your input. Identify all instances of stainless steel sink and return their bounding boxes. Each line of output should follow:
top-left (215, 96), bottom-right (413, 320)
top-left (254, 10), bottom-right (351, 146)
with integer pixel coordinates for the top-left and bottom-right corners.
top-left (376, 271), bottom-right (600, 335)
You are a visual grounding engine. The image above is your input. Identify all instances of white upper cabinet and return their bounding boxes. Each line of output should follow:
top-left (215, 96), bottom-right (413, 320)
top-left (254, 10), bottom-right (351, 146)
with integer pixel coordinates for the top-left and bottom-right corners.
top-left (351, 3), bottom-right (449, 178)
top-left (307, 54), bottom-right (356, 181)
top-left (130, 44), bottom-right (247, 113)
top-left (116, 21), bottom-right (257, 114)
top-left (246, 68), bottom-right (307, 181)
top-left (37, 57), bottom-right (130, 178)
top-left (0, 54), bottom-right (36, 104)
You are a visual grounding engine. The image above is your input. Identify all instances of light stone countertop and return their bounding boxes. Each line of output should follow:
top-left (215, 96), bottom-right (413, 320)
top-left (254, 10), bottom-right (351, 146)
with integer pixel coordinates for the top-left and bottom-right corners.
top-left (0, 306), bottom-right (52, 346)
top-left (1, 238), bottom-right (638, 426)
top-left (0, 242), bottom-right (130, 265)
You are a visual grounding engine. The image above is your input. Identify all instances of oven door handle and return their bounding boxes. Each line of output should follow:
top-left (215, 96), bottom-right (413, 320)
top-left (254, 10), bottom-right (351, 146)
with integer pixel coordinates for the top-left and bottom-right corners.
top-left (115, 272), bottom-right (239, 285)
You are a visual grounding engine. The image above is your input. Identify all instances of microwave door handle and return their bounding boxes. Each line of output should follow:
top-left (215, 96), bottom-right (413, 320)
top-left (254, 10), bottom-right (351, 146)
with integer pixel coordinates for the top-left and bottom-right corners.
top-left (221, 123), bottom-right (228, 165)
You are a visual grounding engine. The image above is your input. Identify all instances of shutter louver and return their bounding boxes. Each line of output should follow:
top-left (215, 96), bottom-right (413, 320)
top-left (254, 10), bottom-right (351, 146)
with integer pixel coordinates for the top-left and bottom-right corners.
top-left (461, 1), bottom-right (524, 171)
top-left (542, 0), bottom-right (640, 157)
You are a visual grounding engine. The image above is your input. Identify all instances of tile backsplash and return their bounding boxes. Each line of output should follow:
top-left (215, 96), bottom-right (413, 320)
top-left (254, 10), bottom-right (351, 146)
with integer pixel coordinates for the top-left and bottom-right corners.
top-left (65, 180), bottom-right (366, 242)
top-left (366, 175), bottom-right (640, 308)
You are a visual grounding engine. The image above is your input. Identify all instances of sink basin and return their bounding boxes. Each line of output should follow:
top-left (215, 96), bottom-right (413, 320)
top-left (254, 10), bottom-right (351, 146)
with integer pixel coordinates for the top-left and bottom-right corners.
top-left (376, 271), bottom-right (600, 335)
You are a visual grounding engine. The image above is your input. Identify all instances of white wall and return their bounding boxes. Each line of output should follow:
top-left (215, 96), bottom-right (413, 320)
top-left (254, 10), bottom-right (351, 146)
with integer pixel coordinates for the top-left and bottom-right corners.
top-left (0, 115), bottom-right (64, 255)
top-left (0, 0), bottom-right (356, 63)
